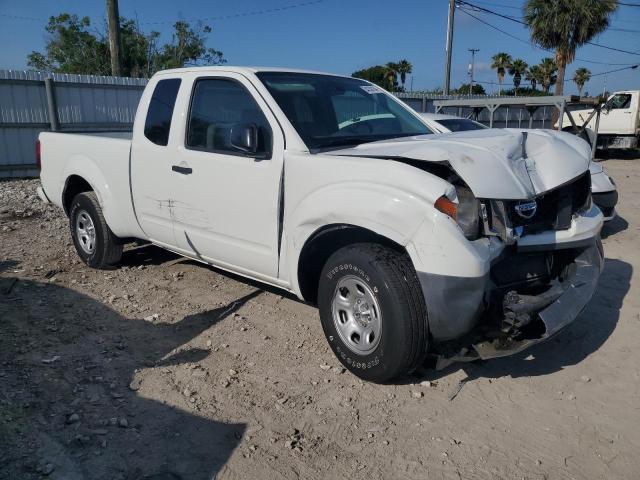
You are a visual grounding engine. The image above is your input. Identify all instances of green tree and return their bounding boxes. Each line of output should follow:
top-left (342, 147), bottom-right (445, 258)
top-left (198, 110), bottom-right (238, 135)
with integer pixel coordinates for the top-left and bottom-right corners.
top-left (508, 58), bottom-right (528, 96)
top-left (383, 62), bottom-right (400, 92)
top-left (396, 59), bottom-right (413, 90)
top-left (572, 67), bottom-right (591, 96)
top-left (155, 21), bottom-right (224, 70)
top-left (525, 64), bottom-right (542, 90)
top-left (490, 52), bottom-right (513, 94)
top-left (538, 57), bottom-right (558, 93)
top-left (352, 65), bottom-right (388, 88)
top-left (524, 0), bottom-right (617, 95)
top-left (27, 14), bottom-right (111, 75)
top-left (501, 86), bottom-right (549, 97)
top-left (451, 83), bottom-right (486, 95)
top-left (27, 14), bottom-right (225, 77)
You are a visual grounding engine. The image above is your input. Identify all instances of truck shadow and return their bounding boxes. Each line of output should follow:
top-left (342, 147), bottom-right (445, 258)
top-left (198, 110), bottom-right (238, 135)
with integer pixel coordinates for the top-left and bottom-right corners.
top-left (422, 258), bottom-right (632, 382)
top-left (600, 215), bottom-right (628, 239)
top-left (120, 243), bottom-right (181, 267)
top-left (0, 264), bottom-right (253, 480)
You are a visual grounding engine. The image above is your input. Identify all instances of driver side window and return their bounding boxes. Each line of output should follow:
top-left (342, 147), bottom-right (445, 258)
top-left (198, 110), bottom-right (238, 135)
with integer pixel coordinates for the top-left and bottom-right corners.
top-left (608, 94), bottom-right (631, 110)
top-left (186, 78), bottom-right (272, 156)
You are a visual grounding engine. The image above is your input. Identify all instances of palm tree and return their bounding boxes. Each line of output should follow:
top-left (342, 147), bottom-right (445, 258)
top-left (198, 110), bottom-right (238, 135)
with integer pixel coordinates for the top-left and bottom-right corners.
top-left (508, 58), bottom-right (528, 96)
top-left (491, 52), bottom-right (513, 94)
top-left (525, 64), bottom-right (542, 90)
top-left (396, 59), bottom-right (413, 91)
top-left (573, 67), bottom-right (591, 96)
top-left (383, 62), bottom-right (399, 92)
top-left (538, 58), bottom-right (558, 93)
top-left (524, 0), bottom-right (617, 95)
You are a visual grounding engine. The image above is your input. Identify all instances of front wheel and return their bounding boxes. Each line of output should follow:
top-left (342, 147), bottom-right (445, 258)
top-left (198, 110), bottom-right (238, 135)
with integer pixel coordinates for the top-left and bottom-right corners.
top-left (317, 243), bottom-right (428, 383)
top-left (69, 192), bottom-right (123, 269)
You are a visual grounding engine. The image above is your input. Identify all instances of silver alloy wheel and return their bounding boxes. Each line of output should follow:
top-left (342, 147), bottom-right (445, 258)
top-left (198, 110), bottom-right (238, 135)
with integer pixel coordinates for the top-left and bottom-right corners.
top-left (75, 209), bottom-right (96, 255)
top-left (331, 275), bottom-right (382, 355)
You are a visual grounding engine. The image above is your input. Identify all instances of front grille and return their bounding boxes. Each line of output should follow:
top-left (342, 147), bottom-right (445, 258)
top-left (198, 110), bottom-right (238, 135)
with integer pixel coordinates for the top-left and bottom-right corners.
top-left (489, 172), bottom-right (591, 235)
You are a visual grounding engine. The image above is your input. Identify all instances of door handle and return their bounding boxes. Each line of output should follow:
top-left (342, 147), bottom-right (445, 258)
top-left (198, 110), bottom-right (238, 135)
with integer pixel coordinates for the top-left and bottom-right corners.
top-left (172, 165), bottom-right (193, 174)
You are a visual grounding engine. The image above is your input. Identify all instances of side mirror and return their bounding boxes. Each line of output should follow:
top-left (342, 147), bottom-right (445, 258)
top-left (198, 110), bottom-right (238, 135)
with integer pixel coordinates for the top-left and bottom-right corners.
top-left (230, 123), bottom-right (258, 155)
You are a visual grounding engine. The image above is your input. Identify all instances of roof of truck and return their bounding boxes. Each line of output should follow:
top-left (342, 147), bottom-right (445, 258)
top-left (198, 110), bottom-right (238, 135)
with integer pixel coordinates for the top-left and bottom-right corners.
top-left (154, 66), bottom-right (349, 78)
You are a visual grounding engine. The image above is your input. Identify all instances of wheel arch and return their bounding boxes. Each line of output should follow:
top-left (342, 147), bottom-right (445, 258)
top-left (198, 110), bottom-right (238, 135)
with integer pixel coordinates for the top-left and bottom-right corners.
top-left (62, 175), bottom-right (95, 215)
top-left (296, 223), bottom-right (409, 305)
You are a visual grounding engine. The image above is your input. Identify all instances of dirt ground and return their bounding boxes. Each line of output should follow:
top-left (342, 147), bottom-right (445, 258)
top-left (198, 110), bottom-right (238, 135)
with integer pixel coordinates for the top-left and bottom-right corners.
top-left (1, 156), bottom-right (639, 480)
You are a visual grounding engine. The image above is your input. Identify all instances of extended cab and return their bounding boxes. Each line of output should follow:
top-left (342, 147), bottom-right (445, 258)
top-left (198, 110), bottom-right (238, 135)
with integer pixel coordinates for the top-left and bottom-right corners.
top-left (37, 67), bottom-right (604, 382)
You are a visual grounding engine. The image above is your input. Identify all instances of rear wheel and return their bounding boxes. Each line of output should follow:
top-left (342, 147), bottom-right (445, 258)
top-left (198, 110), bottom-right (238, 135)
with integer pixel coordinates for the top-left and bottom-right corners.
top-left (69, 192), bottom-right (122, 269)
top-left (317, 243), bottom-right (428, 383)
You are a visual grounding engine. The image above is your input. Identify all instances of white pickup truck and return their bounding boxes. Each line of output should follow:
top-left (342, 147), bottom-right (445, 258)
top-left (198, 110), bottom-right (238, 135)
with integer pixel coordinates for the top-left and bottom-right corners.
top-left (37, 67), bottom-right (604, 382)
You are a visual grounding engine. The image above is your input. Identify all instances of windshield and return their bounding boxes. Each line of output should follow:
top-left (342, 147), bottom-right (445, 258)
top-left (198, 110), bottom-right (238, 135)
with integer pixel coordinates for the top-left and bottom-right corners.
top-left (437, 118), bottom-right (488, 132)
top-left (256, 72), bottom-right (431, 150)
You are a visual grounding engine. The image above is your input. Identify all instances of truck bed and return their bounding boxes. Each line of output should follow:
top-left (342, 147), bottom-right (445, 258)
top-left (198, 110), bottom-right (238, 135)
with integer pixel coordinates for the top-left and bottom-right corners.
top-left (38, 131), bottom-right (143, 239)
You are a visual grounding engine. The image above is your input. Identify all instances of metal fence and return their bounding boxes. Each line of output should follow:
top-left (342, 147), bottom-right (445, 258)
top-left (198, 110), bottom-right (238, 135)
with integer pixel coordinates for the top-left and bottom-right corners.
top-left (0, 70), bottom-right (147, 178)
top-left (396, 92), bottom-right (557, 129)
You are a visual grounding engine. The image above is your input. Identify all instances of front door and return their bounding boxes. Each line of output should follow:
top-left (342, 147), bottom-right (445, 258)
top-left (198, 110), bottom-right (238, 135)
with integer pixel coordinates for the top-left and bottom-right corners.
top-left (170, 73), bottom-right (285, 280)
top-left (599, 92), bottom-right (638, 135)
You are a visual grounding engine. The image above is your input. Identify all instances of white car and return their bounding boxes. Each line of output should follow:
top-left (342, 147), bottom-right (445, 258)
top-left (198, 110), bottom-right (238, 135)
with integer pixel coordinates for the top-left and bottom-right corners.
top-left (37, 67), bottom-right (603, 382)
top-left (420, 113), bottom-right (618, 220)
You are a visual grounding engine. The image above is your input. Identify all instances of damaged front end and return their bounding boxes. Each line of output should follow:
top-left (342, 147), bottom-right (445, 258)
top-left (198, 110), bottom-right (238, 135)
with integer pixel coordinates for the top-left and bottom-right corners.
top-left (469, 239), bottom-right (602, 361)
top-left (429, 168), bottom-right (605, 366)
top-left (428, 237), bottom-right (604, 368)
top-left (424, 167), bottom-right (604, 367)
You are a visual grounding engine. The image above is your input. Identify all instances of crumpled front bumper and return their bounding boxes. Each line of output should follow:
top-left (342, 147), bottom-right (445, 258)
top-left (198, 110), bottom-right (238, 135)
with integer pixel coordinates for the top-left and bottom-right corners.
top-left (471, 238), bottom-right (604, 359)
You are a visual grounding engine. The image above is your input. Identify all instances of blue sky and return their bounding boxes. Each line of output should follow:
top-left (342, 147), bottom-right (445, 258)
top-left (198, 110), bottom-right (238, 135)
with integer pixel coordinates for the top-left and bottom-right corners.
top-left (0, 0), bottom-right (639, 95)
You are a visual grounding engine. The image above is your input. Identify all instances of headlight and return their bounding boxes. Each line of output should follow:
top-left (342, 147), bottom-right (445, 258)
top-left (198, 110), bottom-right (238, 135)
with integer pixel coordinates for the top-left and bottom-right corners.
top-left (434, 186), bottom-right (482, 240)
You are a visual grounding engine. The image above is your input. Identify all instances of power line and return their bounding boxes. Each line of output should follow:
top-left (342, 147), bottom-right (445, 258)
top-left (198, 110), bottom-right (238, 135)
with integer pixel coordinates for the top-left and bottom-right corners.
top-left (476, 64), bottom-right (638, 86)
top-left (0, 13), bottom-right (42, 22)
top-left (458, 6), bottom-right (637, 66)
top-left (586, 40), bottom-right (640, 56)
top-left (139, 0), bottom-right (327, 25)
top-left (465, 1), bottom-right (640, 32)
top-left (608, 26), bottom-right (640, 33)
top-left (458, 0), bottom-right (640, 57)
top-left (0, 0), bottom-right (328, 25)
top-left (472, 0), bottom-right (521, 10)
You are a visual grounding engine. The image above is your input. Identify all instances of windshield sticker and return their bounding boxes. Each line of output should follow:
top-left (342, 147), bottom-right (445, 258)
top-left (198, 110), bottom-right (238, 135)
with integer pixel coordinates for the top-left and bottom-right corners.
top-left (360, 85), bottom-right (383, 94)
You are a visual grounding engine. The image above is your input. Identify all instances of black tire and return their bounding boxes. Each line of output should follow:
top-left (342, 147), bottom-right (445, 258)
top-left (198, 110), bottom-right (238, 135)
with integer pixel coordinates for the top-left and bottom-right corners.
top-left (317, 243), bottom-right (428, 383)
top-left (68, 192), bottom-right (123, 269)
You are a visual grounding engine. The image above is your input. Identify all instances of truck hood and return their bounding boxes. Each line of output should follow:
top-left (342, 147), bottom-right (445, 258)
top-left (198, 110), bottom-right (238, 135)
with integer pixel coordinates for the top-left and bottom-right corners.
top-left (328, 129), bottom-right (591, 199)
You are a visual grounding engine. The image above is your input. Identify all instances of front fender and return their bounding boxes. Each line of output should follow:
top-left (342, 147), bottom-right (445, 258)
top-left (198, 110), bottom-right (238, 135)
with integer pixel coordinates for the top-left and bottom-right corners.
top-left (286, 181), bottom-right (442, 296)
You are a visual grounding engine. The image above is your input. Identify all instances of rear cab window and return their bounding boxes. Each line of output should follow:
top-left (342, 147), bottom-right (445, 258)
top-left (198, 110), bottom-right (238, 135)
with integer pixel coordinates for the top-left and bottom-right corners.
top-left (144, 78), bottom-right (181, 146)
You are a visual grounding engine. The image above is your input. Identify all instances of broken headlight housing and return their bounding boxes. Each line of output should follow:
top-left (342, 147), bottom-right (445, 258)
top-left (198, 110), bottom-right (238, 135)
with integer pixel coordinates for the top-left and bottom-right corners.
top-left (434, 186), bottom-right (482, 240)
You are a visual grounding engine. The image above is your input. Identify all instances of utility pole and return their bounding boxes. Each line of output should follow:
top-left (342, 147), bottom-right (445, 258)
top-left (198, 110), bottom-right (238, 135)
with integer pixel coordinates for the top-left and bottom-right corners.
top-left (443, 0), bottom-right (456, 95)
top-left (468, 48), bottom-right (479, 95)
top-left (106, 0), bottom-right (122, 76)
